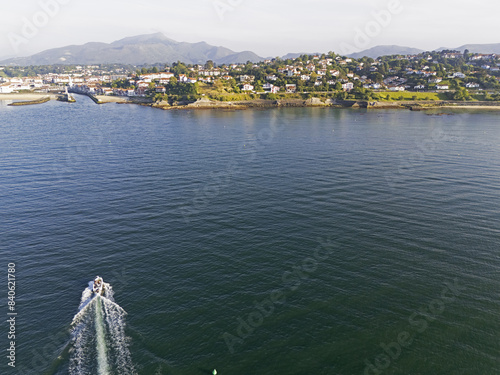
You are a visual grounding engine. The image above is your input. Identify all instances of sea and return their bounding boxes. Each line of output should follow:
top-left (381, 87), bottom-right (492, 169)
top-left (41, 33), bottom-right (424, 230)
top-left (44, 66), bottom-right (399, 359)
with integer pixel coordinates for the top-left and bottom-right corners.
top-left (0, 96), bottom-right (499, 375)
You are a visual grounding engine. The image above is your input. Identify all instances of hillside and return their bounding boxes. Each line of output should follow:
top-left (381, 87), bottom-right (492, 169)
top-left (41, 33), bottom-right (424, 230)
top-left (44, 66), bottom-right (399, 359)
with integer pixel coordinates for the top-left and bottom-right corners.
top-left (348, 45), bottom-right (425, 59)
top-left (0, 33), bottom-right (263, 66)
top-left (437, 43), bottom-right (500, 54)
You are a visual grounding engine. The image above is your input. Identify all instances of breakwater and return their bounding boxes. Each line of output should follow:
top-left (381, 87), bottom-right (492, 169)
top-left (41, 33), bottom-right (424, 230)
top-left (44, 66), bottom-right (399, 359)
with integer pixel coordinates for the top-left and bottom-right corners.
top-left (8, 96), bottom-right (51, 106)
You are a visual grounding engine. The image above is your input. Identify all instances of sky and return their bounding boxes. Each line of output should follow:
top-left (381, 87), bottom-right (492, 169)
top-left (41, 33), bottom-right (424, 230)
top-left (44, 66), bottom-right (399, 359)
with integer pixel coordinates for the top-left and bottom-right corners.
top-left (0, 0), bottom-right (499, 60)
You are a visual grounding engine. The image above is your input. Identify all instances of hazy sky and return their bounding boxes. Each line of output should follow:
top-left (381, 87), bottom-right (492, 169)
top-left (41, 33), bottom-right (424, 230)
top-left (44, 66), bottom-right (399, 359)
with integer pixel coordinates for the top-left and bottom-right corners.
top-left (1, 0), bottom-right (499, 59)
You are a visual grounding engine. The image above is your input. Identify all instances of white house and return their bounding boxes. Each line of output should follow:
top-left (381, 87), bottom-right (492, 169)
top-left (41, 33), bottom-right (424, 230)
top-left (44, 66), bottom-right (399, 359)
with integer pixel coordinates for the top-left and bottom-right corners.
top-left (443, 53), bottom-right (462, 59)
top-left (263, 83), bottom-right (273, 90)
top-left (239, 75), bottom-right (255, 82)
top-left (285, 84), bottom-right (297, 93)
top-left (52, 76), bottom-right (71, 84)
top-left (263, 83), bottom-right (280, 94)
top-left (139, 72), bottom-right (174, 81)
top-left (388, 86), bottom-right (405, 91)
top-left (364, 83), bottom-right (382, 89)
top-left (342, 82), bottom-right (354, 91)
top-left (429, 77), bottom-right (443, 83)
top-left (436, 85), bottom-right (449, 90)
top-left (0, 84), bottom-right (13, 93)
top-left (465, 82), bottom-right (480, 88)
top-left (471, 54), bottom-right (496, 60)
top-left (242, 83), bottom-right (254, 91)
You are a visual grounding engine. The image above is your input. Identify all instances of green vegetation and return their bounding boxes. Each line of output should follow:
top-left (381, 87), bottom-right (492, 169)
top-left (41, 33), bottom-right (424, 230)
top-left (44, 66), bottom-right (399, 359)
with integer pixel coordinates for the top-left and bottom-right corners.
top-left (4, 49), bottom-right (500, 107)
top-left (378, 92), bottom-right (442, 101)
top-left (1, 64), bottom-right (134, 77)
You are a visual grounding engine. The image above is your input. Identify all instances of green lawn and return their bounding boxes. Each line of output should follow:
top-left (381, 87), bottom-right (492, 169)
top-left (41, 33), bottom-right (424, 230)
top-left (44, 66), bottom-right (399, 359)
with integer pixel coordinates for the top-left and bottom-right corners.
top-left (376, 91), bottom-right (443, 101)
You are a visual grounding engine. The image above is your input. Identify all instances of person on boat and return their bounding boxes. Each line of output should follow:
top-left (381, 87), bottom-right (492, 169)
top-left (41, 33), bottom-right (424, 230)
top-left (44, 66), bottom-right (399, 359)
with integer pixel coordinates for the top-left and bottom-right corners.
top-left (93, 276), bottom-right (103, 292)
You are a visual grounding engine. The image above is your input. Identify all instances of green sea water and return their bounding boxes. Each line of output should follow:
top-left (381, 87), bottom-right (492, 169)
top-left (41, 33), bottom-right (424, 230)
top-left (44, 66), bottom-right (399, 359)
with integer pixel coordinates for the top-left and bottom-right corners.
top-left (0, 97), bottom-right (499, 374)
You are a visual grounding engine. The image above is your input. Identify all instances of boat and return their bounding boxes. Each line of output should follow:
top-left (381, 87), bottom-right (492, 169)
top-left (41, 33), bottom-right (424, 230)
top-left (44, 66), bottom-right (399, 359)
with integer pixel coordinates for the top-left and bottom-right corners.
top-left (92, 276), bottom-right (105, 296)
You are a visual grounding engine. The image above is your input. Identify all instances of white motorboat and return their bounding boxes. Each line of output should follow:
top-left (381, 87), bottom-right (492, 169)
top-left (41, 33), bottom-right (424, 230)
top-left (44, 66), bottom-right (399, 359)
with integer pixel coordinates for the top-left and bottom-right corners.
top-left (93, 276), bottom-right (105, 296)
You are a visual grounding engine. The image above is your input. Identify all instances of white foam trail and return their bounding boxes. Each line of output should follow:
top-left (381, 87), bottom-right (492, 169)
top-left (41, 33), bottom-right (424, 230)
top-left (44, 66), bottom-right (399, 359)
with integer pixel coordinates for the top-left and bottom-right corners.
top-left (70, 298), bottom-right (96, 375)
top-left (69, 281), bottom-right (136, 375)
top-left (103, 296), bottom-right (136, 374)
top-left (95, 296), bottom-right (110, 375)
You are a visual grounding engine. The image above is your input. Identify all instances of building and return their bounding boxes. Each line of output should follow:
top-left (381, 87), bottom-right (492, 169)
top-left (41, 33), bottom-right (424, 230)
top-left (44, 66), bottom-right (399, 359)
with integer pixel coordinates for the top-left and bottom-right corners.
top-left (239, 75), bottom-right (255, 82)
top-left (342, 82), bottom-right (354, 91)
top-left (388, 86), bottom-right (405, 91)
top-left (242, 84), bottom-right (254, 91)
top-left (139, 72), bottom-right (174, 81)
top-left (0, 84), bottom-right (13, 93)
top-left (429, 77), bottom-right (443, 83)
top-left (263, 83), bottom-right (280, 94)
top-left (285, 84), bottom-right (297, 93)
top-left (465, 82), bottom-right (480, 88)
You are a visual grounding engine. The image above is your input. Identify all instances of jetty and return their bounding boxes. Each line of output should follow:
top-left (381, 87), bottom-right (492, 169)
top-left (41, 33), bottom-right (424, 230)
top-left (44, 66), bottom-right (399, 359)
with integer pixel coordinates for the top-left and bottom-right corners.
top-left (8, 96), bottom-right (51, 106)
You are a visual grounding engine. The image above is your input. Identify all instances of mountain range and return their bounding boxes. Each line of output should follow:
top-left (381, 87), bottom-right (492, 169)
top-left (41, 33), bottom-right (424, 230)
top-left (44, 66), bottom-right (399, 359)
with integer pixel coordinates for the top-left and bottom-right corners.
top-left (347, 45), bottom-right (425, 59)
top-left (1, 33), bottom-right (262, 66)
top-left (2, 33), bottom-right (500, 66)
top-left (436, 43), bottom-right (500, 54)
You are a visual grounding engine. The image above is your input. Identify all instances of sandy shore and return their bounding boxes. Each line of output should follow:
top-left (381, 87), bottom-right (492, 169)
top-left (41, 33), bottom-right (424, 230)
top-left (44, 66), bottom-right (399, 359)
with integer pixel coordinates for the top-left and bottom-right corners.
top-left (94, 95), bottom-right (130, 103)
top-left (0, 93), bottom-right (58, 101)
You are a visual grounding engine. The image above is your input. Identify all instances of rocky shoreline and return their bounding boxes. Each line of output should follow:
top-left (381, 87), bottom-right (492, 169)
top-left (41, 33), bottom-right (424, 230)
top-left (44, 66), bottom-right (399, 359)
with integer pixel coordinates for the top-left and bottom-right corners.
top-left (2, 93), bottom-right (500, 111)
top-left (147, 97), bottom-right (500, 111)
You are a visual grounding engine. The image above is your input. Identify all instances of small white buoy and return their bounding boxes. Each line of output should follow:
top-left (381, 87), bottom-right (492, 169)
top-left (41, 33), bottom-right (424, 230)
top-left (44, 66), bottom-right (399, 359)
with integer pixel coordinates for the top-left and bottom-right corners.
top-left (212, 370), bottom-right (217, 375)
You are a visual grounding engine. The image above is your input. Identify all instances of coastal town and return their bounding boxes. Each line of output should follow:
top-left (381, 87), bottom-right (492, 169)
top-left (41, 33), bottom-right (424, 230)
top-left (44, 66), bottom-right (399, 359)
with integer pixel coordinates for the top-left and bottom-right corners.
top-left (1, 50), bottom-right (500, 103)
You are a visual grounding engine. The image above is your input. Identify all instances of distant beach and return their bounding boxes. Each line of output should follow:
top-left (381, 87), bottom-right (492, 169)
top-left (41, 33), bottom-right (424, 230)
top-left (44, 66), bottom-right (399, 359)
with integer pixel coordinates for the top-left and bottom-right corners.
top-left (0, 93), bottom-right (58, 101)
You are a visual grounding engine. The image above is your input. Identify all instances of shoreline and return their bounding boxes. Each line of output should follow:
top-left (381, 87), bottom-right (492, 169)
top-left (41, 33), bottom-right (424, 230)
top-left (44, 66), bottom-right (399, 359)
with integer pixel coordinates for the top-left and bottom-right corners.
top-left (147, 98), bottom-right (500, 111)
top-left (0, 93), bottom-right (59, 101)
top-left (2, 92), bottom-right (500, 111)
top-left (437, 105), bottom-right (500, 109)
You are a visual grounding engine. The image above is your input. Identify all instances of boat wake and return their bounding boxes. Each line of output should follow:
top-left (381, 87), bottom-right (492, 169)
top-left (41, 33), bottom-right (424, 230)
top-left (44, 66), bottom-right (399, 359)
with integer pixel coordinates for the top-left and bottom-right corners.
top-left (69, 280), bottom-right (136, 375)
